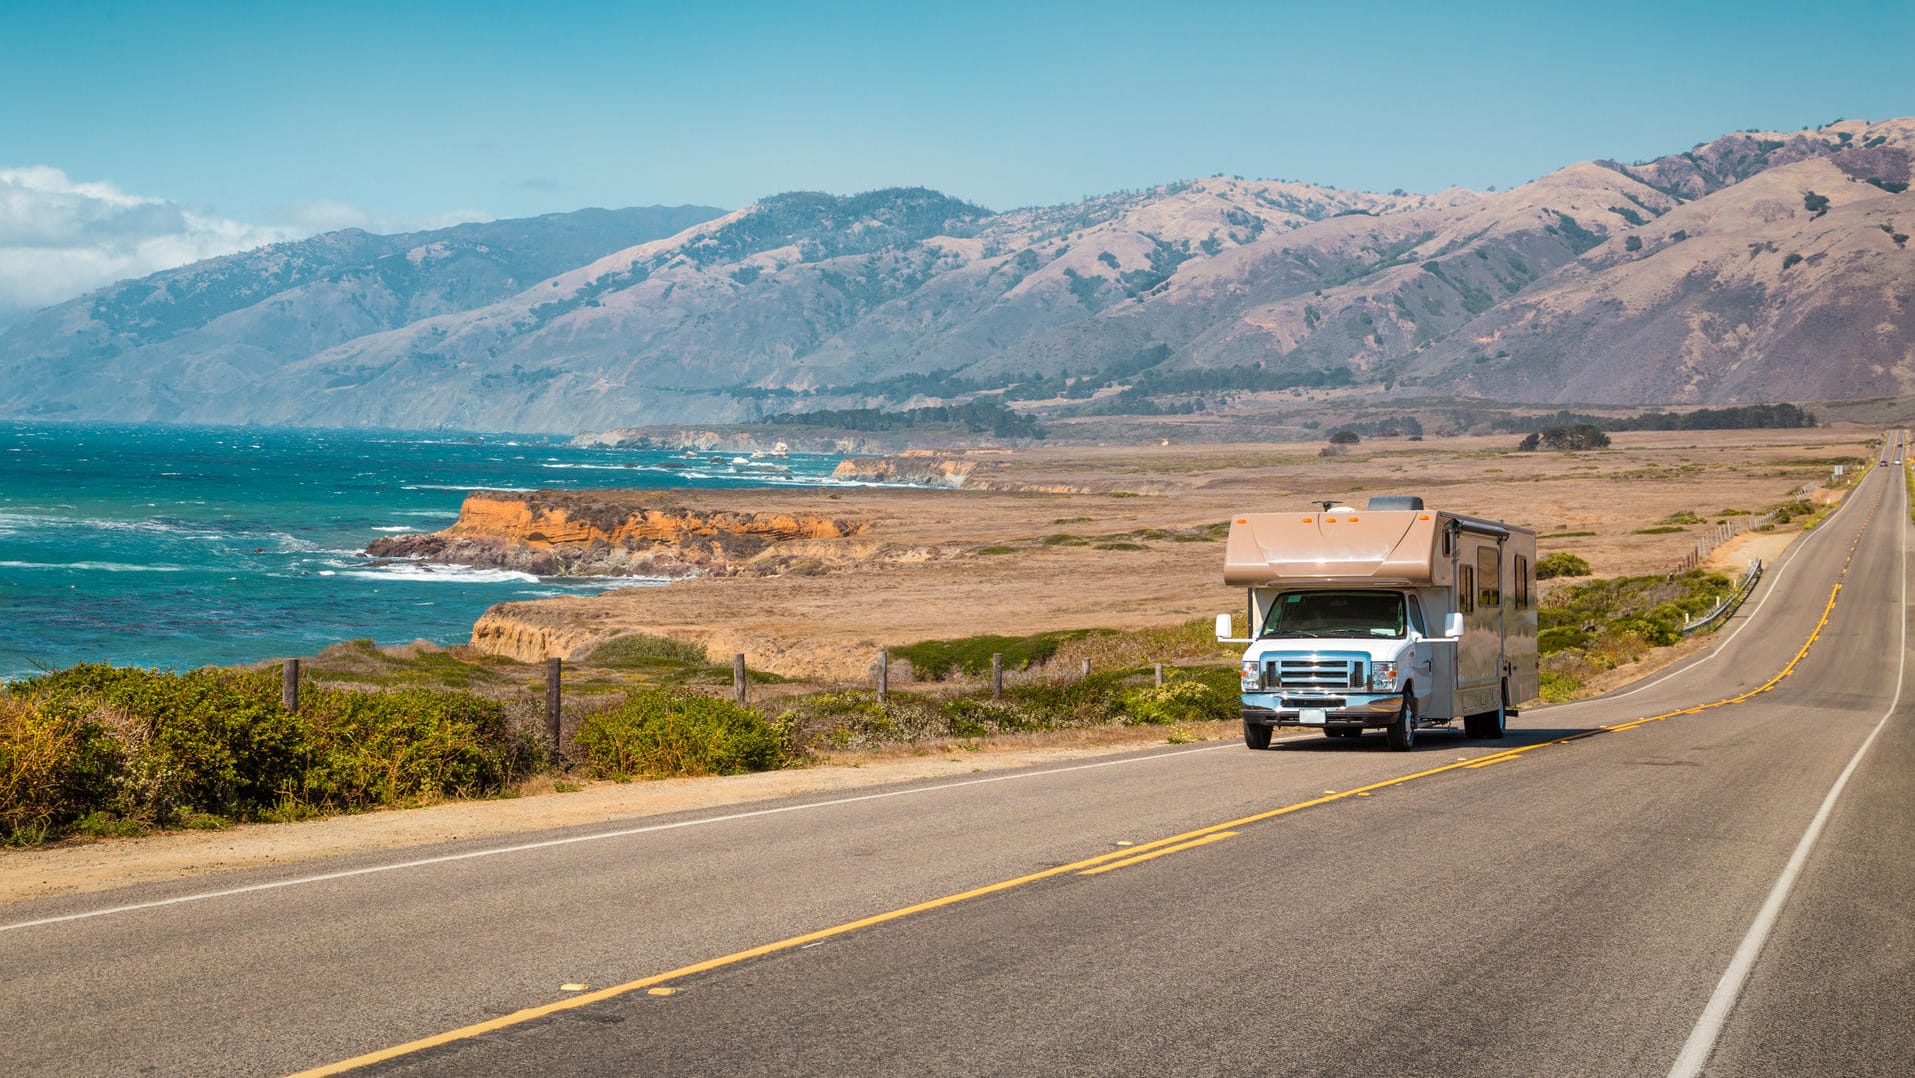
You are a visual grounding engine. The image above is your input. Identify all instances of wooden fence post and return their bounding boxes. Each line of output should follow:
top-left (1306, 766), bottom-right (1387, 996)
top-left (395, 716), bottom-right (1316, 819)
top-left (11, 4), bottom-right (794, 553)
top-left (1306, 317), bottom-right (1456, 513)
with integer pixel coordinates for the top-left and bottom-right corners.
top-left (991, 653), bottom-right (1003, 701)
top-left (545, 657), bottom-right (562, 760)
top-left (734, 653), bottom-right (748, 705)
top-left (281, 658), bottom-right (298, 713)
top-left (876, 648), bottom-right (889, 703)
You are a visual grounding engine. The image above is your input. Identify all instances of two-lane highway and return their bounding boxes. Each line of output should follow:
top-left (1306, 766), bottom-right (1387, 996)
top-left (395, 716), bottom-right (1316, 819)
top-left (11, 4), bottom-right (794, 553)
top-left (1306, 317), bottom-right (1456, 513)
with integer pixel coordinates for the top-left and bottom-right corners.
top-left (4, 460), bottom-right (1908, 1076)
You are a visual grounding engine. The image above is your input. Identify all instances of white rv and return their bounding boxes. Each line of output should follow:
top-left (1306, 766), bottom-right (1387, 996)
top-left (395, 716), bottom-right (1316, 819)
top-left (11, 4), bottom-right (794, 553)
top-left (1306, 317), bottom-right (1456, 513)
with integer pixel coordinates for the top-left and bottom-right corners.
top-left (1217, 496), bottom-right (1538, 751)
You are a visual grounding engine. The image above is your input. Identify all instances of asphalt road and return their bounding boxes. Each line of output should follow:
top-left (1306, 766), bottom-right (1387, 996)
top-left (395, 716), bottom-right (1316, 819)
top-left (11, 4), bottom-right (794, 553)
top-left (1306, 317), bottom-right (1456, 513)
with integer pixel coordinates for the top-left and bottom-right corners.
top-left (4, 459), bottom-right (1909, 1076)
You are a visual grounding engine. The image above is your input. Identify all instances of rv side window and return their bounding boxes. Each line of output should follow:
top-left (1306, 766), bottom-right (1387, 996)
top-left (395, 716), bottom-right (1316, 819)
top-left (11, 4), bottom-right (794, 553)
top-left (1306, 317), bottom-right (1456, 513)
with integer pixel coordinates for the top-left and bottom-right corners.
top-left (1477, 547), bottom-right (1500, 607)
top-left (1514, 555), bottom-right (1531, 609)
top-left (1406, 595), bottom-right (1428, 636)
top-left (1458, 566), bottom-right (1475, 612)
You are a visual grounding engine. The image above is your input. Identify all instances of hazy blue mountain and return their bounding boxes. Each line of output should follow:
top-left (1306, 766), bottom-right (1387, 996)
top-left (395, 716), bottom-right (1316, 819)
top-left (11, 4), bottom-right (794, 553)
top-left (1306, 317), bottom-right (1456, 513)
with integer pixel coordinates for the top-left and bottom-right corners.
top-left (0, 204), bottom-right (724, 419)
top-left (5, 118), bottom-right (1913, 431)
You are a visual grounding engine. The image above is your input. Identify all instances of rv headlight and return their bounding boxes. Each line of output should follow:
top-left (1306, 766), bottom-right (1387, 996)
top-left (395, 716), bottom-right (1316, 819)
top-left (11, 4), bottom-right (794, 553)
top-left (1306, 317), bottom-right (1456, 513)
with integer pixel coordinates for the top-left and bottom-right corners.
top-left (1239, 660), bottom-right (1262, 691)
top-left (1369, 661), bottom-right (1400, 691)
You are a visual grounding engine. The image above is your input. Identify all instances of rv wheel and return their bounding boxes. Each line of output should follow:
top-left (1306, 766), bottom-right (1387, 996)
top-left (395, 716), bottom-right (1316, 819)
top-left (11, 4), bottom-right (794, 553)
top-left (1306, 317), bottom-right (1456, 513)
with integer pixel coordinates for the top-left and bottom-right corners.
top-left (1386, 695), bottom-right (1416, 752)
top-left (1465, 681), bottom-right (1509, 739)
top-left (1243, 720), bottom-right (1273, 750)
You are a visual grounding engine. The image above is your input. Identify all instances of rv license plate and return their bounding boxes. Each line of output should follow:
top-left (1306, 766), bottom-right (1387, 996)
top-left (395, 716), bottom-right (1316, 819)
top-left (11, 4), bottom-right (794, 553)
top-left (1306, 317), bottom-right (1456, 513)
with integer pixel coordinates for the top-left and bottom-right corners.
top-left (1299, 708), bottom-right (1328, 725)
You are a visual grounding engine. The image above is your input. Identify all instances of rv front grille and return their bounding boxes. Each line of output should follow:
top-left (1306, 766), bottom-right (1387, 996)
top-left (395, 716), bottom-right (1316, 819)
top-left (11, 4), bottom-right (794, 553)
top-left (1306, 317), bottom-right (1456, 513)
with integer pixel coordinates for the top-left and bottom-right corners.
top-left (1266, 655), bottom-right (1366, 690)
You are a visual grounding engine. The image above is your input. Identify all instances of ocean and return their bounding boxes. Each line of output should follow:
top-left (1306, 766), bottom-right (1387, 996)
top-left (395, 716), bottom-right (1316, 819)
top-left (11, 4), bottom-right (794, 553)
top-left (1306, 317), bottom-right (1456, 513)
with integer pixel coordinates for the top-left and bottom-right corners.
top-left (0, 422), bottom-right (852, 682)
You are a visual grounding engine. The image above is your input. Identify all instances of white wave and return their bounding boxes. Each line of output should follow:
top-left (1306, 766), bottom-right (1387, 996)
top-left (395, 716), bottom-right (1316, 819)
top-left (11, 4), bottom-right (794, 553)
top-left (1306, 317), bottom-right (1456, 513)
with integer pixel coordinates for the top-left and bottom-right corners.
top-left (342, 564), bottom-right (542, 584)
top-left (371, 526), bottom-right (417, 532)
top-left (0, 560), bottom-right (186, 573)
top-left (538, 462), bottom-right (652, 471)
top-left (76, 517), bottom-right (198, 535)
top-left (402, 484), bottom-right (535, 492)
top-left (566, 576), bottom-right (675, 592)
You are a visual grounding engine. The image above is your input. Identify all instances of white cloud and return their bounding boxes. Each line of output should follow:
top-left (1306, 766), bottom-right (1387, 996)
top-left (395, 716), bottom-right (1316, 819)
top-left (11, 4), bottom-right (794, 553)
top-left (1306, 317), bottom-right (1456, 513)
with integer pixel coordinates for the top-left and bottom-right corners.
top-left (0, 165), bottom-right (298, 317)
top-left (0, 167), bottom-right (492, 319)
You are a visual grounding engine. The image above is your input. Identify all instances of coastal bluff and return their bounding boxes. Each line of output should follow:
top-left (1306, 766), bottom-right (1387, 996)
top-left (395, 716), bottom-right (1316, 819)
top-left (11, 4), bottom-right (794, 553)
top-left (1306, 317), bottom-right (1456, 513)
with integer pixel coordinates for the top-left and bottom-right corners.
top-left (366, 490), bottom-right (871, 579)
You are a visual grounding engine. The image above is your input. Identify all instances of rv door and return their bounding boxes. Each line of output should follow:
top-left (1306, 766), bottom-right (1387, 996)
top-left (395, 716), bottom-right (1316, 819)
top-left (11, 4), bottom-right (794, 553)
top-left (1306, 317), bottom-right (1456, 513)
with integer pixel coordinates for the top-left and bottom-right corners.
top-left (1414, 635), bottom-right (1458, 719)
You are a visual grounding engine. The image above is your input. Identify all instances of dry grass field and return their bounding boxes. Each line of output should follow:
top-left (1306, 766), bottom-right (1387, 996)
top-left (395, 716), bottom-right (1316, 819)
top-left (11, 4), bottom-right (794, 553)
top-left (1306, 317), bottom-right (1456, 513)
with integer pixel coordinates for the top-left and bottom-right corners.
top-left (471, 427), bottom-right (1880, 682)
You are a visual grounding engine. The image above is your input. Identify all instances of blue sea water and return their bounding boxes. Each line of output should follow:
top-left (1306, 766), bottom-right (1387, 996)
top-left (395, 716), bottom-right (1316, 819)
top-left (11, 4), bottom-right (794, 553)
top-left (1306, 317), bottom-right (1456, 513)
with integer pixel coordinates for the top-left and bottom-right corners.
top-left (0, 422), bottom-right (852, 681)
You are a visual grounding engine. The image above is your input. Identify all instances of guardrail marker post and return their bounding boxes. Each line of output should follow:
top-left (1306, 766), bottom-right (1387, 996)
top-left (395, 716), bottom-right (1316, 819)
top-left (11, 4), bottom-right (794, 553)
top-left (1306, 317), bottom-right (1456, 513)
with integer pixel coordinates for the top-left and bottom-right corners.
top-left (734, 653), bottom-right (747, 705)
top-left (282, 658), bottom-right (298, 713)
top-left (992, 653), bottom-right (1003, 701)
top-left (1155, 663), bottom-right (1164, 687)
top-left (877, 648), bottom-right (889, 703)
top-left (545, 657), bottom-right (562, 759)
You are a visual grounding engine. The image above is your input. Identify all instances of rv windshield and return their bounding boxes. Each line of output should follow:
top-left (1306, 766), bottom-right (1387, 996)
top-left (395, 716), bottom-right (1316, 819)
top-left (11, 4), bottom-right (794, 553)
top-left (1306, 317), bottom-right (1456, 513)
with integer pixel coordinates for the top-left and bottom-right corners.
top-left (1260, 590), bottom-right (1408, 640)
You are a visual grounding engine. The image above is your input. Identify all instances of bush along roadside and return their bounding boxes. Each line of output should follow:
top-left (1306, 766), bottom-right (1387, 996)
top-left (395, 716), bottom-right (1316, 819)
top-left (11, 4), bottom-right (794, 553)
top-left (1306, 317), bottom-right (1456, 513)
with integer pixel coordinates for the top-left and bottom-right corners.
top-left (574, 689), bottom-right (792, 781)
top-left (1536, 568), bottom-right (1738, 702)
top-left (775, 665), bottom-right (1239, 752)
top-left (2, 622), bottom-right (1241, 847)
top-left (1, 665), bottom-right (544, 845)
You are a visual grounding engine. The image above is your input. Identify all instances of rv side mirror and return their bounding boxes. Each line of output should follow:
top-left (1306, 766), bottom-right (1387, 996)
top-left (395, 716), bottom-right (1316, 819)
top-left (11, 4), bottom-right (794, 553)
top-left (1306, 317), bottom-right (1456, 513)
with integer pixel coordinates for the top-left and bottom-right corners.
top-left (1444, 612), bottom-right (1465, 638)
top-left (1215, 613), bottom-right (1234, 642)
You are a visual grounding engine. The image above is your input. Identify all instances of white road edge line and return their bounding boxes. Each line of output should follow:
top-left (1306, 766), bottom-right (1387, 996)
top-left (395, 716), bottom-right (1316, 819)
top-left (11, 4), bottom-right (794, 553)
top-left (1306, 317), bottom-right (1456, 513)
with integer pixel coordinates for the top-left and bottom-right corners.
top-left (0, 742), bottom-right (1235, 934)
top-left (1666, 454), bottom-right (1906, 1078)
top-left (1555, 459), bottom-right (1878, 710)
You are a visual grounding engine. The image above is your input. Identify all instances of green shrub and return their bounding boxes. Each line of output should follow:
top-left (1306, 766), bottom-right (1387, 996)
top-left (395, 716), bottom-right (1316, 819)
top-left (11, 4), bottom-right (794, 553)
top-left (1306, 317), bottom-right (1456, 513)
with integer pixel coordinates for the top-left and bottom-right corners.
top-left (1538, 626), bottom-right (1592, 654)
top-left (576, 689), bottom-right (790, 780)
top-left (1537, 552), bottom-right (1592, 579)
top-left (1767, 498), bottom-right (1814, 523)
top-left (292, 684), bottom-right (532, 810)
top-left (1119, 678), bottom-right (1235, 725)
top-left (891, 630), bottom-right (1106, 681)
top-left (1538, 670), bottom-right (1583, 703)
top-left (25, 665), bottom-right (306, 823)
top-left (584, 633), bottom-right (709, 666)
top-left (1517, 424), bottom-right (1610, 451)
top-left (1, 695), bottom-right (122, 844)
top-left (3, 664), bottom-right (538, 841)
top-left (1537, 568), bottom-right (1733, 683)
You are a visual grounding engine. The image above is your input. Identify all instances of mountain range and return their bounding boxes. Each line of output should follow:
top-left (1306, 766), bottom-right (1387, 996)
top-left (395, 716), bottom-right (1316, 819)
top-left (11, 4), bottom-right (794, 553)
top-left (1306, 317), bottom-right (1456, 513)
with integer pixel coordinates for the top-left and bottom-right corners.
top-left (3, 118), bottom-right (1911, 432)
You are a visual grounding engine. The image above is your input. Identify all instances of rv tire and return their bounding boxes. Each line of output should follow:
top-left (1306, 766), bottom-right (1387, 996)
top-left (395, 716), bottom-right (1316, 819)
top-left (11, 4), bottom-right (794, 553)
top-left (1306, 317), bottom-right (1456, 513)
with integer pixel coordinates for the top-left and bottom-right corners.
top-left (1464, 705), bottom-right (1506, 738)
top-left (1386, 694), bottom-right (1416, 752)
top-left (1243, 720), bottom-right (1273, 750)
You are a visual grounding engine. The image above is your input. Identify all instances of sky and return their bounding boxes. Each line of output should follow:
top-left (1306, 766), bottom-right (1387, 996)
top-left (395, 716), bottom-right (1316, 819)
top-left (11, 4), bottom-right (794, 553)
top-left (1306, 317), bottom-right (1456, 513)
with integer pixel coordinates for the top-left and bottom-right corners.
top-left (2, 0), bottom-right (1912, 315)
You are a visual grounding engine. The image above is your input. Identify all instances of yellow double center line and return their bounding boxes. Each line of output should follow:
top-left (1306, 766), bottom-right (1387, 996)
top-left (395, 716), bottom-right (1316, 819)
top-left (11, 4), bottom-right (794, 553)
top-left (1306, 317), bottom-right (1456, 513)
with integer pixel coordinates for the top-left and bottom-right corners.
top-left (293, 486), bottom-right (1882, 1076)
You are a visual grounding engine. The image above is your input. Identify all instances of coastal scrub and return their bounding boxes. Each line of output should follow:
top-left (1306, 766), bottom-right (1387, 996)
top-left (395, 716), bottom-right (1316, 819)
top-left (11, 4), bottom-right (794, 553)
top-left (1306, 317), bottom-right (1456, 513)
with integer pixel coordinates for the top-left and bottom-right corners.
top-left (1, 666), bottom-right (541, 843)
top-left (574, 689), bottom-right (790, 780)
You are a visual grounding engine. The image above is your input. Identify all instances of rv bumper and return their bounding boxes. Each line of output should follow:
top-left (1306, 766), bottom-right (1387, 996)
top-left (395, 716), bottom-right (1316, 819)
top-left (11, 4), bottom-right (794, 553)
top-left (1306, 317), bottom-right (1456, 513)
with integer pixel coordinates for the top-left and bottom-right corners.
top-left (1240, 693), bottom-right (1407, 729)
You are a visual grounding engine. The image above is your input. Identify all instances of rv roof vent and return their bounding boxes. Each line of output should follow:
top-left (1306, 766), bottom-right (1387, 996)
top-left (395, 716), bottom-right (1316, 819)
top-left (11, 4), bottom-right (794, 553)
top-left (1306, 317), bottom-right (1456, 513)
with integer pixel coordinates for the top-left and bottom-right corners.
top-left (1366, 495), bottom-right (1425, 511)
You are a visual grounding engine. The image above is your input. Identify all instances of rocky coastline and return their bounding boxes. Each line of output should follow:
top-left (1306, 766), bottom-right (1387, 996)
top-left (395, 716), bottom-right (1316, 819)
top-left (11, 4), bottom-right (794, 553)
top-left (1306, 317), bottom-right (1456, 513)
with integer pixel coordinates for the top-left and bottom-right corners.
top-left (365, 490), bottom-right (870, 578)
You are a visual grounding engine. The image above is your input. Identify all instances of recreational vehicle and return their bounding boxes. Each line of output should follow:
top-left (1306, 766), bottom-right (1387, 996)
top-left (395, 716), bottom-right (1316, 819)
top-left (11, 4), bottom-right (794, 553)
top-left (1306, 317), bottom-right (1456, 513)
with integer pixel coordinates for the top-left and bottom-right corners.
top-left (1217, 496), bottom-right (1538, 751)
